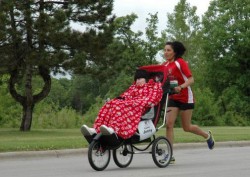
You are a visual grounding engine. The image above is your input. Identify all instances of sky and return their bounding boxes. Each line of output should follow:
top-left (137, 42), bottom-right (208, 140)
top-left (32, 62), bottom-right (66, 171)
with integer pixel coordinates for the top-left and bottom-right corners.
top-left (113, 0), bottom-right (212, 33)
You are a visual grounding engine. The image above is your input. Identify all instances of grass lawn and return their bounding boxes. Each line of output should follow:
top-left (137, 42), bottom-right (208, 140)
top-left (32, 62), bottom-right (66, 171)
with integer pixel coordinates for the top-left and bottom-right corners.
top-left (0, 126), bottom-right (250, 152)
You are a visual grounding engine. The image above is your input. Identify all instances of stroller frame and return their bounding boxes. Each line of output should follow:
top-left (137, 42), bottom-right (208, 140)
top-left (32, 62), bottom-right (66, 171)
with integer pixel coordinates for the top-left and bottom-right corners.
top-left (83, 65), bottom-right (173, 171)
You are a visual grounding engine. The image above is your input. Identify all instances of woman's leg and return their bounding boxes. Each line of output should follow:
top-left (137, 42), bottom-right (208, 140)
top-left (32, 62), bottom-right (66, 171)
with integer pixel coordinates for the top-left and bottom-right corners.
top-left (180, 109), bottom-right (209, 139)
top-left (166, 107), bottom-right (179, 147)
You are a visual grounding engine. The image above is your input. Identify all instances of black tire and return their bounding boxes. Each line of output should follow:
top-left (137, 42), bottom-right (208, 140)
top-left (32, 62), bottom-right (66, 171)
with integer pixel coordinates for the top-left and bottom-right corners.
top-left (152, 136), bottom-right (172, 168)
top-left (88, 140), bottom-right (111, 171)
top-left (113, 144), bottom-right (133, 168)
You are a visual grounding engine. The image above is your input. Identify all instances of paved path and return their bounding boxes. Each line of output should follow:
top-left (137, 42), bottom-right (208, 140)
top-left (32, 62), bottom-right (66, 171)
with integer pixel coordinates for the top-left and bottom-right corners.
top-left (1, 141), bottom-right (250, 160)
top-left (1, 142), bottom-right (250, 177)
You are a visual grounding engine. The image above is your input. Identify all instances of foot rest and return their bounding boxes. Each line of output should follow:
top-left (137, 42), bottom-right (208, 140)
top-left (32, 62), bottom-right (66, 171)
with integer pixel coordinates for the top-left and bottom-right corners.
top-left (84, 134), bottom-right (97, 144)
top-left (99, 134), bottom-right (123, 149)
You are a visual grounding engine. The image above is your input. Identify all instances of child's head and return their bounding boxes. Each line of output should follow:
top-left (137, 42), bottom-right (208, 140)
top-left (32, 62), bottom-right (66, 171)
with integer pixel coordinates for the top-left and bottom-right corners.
top-left (134, 69), bottom-right (149, 85)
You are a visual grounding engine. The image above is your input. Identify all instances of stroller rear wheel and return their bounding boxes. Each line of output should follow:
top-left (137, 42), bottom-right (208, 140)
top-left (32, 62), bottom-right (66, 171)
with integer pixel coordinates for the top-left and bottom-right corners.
top-left (152, 136), bottom-right (172, 168)
top-left (113, 144), bottom-right (133, 168)
top-left (88, 140), bottom-right (111, 171)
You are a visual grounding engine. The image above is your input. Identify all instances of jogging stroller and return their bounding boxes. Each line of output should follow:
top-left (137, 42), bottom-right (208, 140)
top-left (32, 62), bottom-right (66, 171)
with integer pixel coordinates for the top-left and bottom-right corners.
top-left (82, 64), bottom-right (173, 171)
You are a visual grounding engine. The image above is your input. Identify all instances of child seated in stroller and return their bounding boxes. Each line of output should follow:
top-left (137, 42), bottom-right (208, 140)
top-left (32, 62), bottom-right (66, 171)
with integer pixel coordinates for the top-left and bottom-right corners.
top-left (81, 69), bottom-right (163, 140)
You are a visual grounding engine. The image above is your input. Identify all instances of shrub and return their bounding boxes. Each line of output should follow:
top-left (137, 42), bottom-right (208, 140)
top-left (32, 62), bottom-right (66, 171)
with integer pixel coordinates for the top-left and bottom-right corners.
top-left (32, 101), bottom-right (82, 129)
top-left (192, 87), bottom-right (221, 126)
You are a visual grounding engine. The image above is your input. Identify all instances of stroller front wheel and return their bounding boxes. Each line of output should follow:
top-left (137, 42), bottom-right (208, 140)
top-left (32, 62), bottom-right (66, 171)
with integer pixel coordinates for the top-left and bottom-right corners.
top-left (152, 136), bottom-right (172, 168)
top-left (113, 143), bottom-right (133, 168)
top-left (88, 140), bottom-right (111, 171)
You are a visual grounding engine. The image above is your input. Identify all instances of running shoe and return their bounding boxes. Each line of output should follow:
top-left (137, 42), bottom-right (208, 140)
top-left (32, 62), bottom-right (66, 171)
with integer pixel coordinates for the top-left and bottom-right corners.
top-left (159, 154), bottom-right (175, 164)
top-left (206, 130), bottom-right (215, 150)
top-left (80, 124), bottom-right (96, 136)
top-left (100, 125), bottom-right (115, 135)
top-left (170, 156), bottom-right (175, 164)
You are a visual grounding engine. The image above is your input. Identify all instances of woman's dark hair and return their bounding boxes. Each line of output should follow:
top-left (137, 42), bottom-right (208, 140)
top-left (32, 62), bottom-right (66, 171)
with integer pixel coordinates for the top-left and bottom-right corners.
top-left (165, 41), bottom-right (186, 59)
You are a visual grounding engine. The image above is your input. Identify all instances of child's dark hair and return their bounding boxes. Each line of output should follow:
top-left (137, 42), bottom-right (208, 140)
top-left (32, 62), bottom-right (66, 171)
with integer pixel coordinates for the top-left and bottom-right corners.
top-left (134, 69), bottom-right (149, 82)
top-left (165, 41), bottom-right (186, 59)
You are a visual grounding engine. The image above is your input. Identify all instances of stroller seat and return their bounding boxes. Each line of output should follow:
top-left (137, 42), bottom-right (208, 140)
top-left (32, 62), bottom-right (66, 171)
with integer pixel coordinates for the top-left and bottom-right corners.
top-left (141, 107), bottom-right (155, 120)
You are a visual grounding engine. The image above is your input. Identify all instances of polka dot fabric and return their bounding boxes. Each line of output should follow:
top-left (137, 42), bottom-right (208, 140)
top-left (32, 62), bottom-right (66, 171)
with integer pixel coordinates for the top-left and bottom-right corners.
top-left (94, 79), bottom-right (163, 139)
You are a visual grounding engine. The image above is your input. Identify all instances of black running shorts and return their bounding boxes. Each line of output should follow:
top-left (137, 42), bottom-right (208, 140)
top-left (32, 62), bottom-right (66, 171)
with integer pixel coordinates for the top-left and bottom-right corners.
top-left (168, 99), bottom-right (194, 110)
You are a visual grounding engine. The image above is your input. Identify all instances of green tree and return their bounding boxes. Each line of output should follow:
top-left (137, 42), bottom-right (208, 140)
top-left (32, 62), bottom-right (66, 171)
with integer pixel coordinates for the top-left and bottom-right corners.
top-left (111, 13), bottom-right (146, 72)
top-left (106, 13), bottom-right (162, 74)
top-left (202, 0), bottom-right (250, 121)
top-left (45, 77), bottom-right (72, 109)
top-left (144, 13), bottom-right (163, 64)
top-left (0, 0), bottom-right (114, 131)
top-left (69, 74), bottom-right (100, 114)
top-left (163, 0), bottom-right (201, 65)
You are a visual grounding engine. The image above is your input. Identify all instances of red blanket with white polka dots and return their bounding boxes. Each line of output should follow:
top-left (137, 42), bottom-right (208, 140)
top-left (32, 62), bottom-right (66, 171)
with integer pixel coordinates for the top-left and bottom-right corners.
top-left (94, 79), bottom-right (163, 139)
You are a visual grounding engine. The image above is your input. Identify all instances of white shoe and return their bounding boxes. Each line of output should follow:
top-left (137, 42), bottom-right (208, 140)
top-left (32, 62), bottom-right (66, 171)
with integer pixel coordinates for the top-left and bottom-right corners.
top-left (80, 125), bottom-right (96, 136)
top-left (100, 125), bottom-right (115, 135)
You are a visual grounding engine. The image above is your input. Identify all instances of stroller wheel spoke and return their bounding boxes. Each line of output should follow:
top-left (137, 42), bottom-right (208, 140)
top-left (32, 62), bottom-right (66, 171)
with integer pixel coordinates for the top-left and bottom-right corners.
top-left (152, 136), bottom-right (173, 168)
top-left (88, 141), bottom-right (111, 171)
top-left (113, 144), bottom-right (133, 168)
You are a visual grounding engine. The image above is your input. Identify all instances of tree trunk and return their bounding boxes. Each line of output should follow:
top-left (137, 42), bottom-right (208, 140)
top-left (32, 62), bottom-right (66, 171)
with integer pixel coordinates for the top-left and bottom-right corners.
top-left (20, 64), bottom-right (33, 131)
top-left (20, 104), bottom-right (34, 131)
top-left (9, 66), bottom-right (51, 132)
